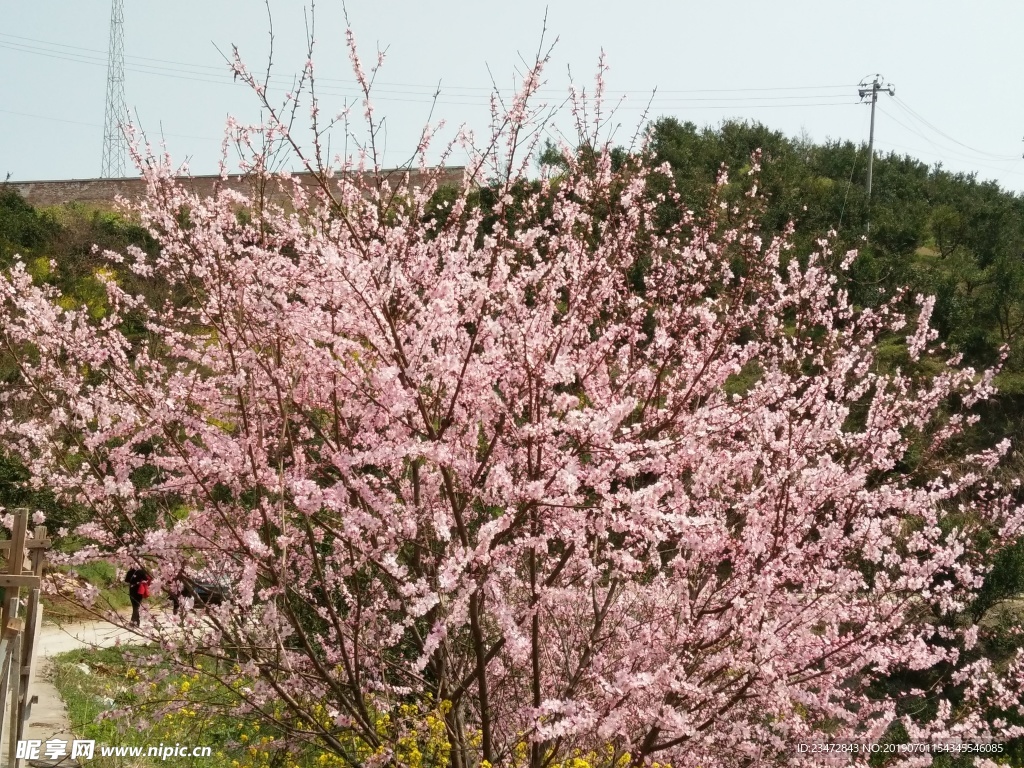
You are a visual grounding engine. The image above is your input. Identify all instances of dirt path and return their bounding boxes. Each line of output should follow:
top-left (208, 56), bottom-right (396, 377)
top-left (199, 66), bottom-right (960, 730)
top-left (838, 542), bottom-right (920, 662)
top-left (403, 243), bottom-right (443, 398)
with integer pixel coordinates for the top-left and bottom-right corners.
top-left (23, 619), bottom-right (142, 747)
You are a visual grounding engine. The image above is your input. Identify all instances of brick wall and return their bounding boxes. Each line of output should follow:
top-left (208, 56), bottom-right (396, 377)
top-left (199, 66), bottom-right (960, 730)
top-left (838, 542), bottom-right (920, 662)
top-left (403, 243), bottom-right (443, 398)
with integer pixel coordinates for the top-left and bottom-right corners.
top-left (11, 168), bottom-right (466, 210)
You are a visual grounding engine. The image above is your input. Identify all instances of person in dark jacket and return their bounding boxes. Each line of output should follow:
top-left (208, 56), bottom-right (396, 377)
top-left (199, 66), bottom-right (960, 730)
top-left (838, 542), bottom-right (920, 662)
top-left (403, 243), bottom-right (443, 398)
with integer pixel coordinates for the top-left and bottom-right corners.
top-left (124, 566), bottom-right (149, 627)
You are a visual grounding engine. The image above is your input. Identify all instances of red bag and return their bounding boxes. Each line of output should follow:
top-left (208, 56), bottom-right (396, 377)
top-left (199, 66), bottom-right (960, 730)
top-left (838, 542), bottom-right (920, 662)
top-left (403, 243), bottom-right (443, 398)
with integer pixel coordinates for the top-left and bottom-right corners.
top-left (137, 580), bottom-right (149, 598)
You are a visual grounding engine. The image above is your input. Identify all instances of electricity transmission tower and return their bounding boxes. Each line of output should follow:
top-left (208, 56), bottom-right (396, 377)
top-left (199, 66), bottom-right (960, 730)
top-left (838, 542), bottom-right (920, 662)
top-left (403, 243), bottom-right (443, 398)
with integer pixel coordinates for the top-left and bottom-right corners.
top-left (100, 0), bottom-right (126, 178)
top-left (858, 74), bottom-right (895, 199)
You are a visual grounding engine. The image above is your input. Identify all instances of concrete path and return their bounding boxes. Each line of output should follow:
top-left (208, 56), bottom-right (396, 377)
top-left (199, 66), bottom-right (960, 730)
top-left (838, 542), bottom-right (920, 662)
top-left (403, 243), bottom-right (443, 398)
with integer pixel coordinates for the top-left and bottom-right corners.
top-left (23, 619), bottom-right (141, 748)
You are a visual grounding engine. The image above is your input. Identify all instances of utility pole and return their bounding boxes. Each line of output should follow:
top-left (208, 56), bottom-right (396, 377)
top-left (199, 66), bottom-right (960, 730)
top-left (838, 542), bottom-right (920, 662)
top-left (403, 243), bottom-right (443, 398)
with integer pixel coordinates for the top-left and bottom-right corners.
top-left (100, 0), bottom-right (126, 178)
top-left (858, 74), bottom-right (895, 199)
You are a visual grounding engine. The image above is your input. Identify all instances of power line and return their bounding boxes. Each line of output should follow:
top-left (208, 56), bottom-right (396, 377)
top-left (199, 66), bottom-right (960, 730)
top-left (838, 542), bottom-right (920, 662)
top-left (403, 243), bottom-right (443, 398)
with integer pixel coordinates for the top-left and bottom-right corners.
top-left (0, 31), bottom-right (859, 99)
top-left (872, 105), bottom-right (1024, 187)
top-left (0, 108), bottom-right (107, 131)
top-left (877, 106), bottom-right (1006, 167)
top-left (888, 96), bottom-right (1015, 161)
top-left (616, 100), bottom-right (860, 111)
top-left (873, 137), bottom-right (1024, 180)
top-left (838, 108), bottom-right (871, 233)
top-left (0, 108), bottom-right (219, 141)
top-left (0, 40), bottom-right (246, 88)
top-left (0, 38), bottom-right (864, 113)
top-left (0, 32), bottom-right (231, 76)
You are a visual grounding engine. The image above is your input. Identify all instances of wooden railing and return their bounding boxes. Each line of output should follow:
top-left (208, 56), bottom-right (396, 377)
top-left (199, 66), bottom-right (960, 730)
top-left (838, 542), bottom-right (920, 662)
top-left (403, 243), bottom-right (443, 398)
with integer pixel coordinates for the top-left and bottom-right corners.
top-left (0, 511), bottom-right (50, 768)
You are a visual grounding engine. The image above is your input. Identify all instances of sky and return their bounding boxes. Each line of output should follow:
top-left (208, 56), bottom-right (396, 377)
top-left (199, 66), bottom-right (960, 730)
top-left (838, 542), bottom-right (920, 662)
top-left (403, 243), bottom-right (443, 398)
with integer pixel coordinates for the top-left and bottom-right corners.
top-left (2, 0), bottom-right (1024, 192)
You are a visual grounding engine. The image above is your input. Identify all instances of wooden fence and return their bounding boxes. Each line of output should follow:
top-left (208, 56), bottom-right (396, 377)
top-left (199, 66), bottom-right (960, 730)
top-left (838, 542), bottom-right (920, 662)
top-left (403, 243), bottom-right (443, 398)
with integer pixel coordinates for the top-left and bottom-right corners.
top-left (0, 511), bottom-right (50, 768)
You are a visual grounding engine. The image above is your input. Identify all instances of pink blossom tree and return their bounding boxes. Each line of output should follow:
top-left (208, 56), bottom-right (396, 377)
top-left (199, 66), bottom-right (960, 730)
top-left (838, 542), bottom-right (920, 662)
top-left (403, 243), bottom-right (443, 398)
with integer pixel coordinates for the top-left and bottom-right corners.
top-left (2, 36), bottom-right (1024, 768)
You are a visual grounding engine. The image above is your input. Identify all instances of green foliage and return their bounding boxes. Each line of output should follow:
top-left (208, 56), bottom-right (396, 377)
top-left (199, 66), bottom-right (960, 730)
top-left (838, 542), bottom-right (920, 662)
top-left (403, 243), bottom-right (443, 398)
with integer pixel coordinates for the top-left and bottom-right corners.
top-left (642, 118), bottom-right (1024, 456)
top-left (52, 645), bottom-right (249, 767)
top-left (52, 644), bottom-right (439, 768)
top-left (972, 538), bottom-right (1024, 622)
top-left (0, 188), bottom-right (57, 261)
top-left (723, 361), bottom-right (762, 397)
top-left (0, 193), bottom-right (170, 542)
top-left (0, 451), bottom-right (86, 533)
top-left (647, 119), bottom-right (1024, 369)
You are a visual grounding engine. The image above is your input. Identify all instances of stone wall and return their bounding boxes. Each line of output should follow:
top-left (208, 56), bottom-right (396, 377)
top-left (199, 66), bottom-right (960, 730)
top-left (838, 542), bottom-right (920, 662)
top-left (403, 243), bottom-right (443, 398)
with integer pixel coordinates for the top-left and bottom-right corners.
top-left (11, 168), bottom-right (466, 210)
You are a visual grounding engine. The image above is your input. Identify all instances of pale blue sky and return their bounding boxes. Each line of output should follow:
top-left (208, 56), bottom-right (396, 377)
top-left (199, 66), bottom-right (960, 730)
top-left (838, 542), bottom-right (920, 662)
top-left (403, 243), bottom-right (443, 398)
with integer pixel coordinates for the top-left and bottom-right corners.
top-left (2, 1), bottom-right (1023, 191)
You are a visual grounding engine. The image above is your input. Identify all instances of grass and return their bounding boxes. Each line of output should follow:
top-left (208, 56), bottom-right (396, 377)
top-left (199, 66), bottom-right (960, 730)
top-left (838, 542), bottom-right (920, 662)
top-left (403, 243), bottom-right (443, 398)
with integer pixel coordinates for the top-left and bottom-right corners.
top-left (52, 644), bottom-right (251, 768)
top-left (50, 644), bottom-right (346, 768)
